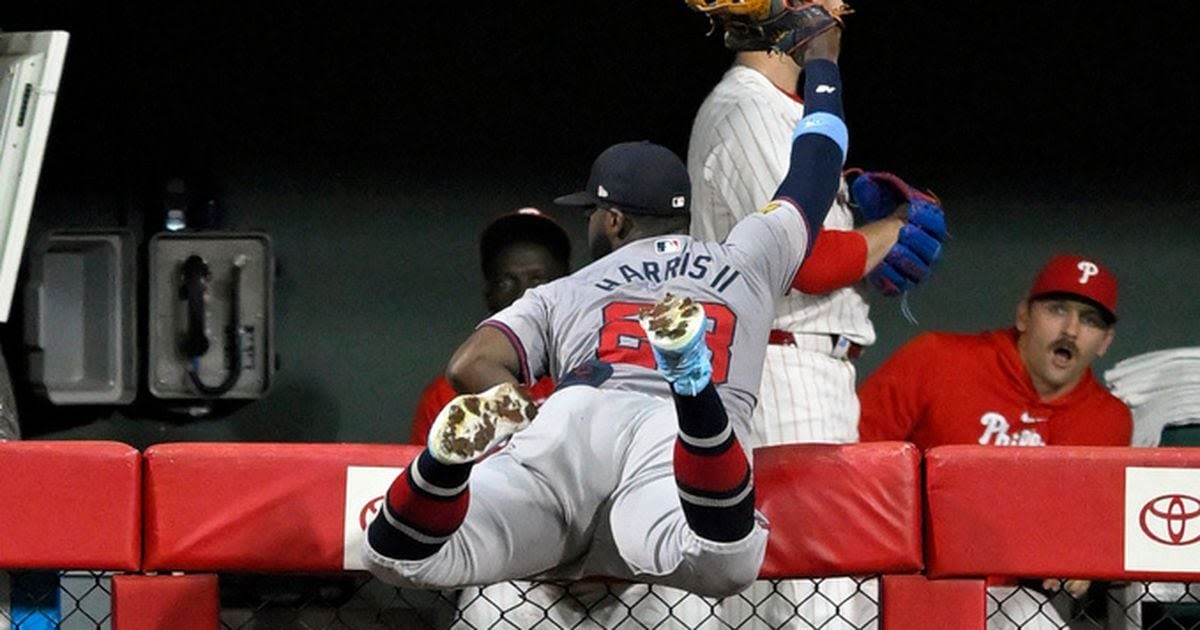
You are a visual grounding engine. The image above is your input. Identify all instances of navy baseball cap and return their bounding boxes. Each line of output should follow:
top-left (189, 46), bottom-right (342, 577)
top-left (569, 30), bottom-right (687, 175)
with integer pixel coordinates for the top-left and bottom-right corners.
top-left (554, 141), bottom-right (690, 215)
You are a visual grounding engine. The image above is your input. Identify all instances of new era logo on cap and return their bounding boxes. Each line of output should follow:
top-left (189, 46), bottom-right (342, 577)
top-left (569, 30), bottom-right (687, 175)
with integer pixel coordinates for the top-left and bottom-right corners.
top-left (553, 141), bottom-right (690, 216)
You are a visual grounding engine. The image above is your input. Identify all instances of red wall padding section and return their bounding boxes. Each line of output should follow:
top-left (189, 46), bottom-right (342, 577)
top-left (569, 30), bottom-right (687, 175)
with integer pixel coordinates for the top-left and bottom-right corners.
top-left (145, 442), bottom-right (921, 576)
top-left (0, 441), bottom-right (141, 570)
top-left (926, 445), bottom-right (1200, 581)
top-left (881, 575), bottom-right (985, 630)
top-left (112, 574), bottom-right (219, 630)
top-left (755, 442), bottom-right (923, 577)
top-left (143, 443), bottom-right (421, 571)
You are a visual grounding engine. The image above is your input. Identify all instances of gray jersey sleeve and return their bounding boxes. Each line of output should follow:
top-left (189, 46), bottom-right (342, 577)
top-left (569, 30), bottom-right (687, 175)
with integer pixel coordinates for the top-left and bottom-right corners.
top-left (721, 199), bottom-right (810, 298)
top-left (479, 288), bottom-right (553, 387)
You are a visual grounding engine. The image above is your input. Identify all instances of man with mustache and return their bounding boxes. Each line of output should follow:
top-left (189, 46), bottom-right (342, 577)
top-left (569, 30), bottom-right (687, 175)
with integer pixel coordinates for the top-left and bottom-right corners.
top-left (857, 253), bottom-right (1132, 629)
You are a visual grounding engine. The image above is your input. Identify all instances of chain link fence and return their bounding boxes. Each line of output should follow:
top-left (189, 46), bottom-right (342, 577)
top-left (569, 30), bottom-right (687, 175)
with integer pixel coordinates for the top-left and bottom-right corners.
top-left (0, 571), bottom-right (112, 629)
top-left (987, 581), bottom-right (1200, 630)
top-left (215, 576), bottom-right (1200, 629)
top-left (7, 572), bottom-right (1200, 628)
top-left (216, 575), bottom-right (880, 629)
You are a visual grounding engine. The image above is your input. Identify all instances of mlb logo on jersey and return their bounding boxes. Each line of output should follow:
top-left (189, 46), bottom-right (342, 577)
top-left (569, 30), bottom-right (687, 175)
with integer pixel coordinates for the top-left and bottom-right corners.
top-left (655, 238), bottom-right (682, 255)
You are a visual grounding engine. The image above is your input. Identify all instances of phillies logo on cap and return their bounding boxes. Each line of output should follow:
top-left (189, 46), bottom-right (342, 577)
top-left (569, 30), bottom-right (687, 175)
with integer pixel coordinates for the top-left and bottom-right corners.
top-left (1029, 254), bottom-right (1118, 321)
top-left (1076, 261), bottom-right (1099, 284)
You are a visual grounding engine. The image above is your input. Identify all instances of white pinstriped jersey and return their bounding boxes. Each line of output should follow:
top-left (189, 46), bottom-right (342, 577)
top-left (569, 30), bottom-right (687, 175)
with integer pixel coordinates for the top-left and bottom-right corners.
top-left (689, 64), bottom-right (875, 344)
top-left (688, 63), bottom-right (875, 446)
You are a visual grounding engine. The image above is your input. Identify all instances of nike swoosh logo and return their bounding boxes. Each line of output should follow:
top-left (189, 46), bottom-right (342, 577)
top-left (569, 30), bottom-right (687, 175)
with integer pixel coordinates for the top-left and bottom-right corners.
top-left (816, 85), bottom-right (837, 94)
top-left (1021, 412), bottom-right (1047, 424)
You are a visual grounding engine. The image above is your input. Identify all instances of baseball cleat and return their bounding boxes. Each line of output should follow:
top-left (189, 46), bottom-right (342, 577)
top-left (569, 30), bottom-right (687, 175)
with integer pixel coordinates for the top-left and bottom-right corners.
top-left (428, 382), bottom-right (537, 465)
top-left (638, 293), bottom-right (713, 396)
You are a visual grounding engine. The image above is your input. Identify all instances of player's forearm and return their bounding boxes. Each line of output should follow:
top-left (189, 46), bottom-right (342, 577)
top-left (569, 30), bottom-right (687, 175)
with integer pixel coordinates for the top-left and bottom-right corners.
top-left (794, 217), bottom-right (903, 294)
top-left (858, 215), bottom-right (905, 273)
top-left (446, 361), bottom-right (518, 394)
top-left (444, 326), bottom-right (523, 394)
top-left (772, 59), bottom-right (846, 252)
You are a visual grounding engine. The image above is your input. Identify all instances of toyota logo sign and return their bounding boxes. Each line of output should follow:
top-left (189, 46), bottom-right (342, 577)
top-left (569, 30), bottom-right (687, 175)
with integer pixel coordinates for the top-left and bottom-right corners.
top-left (1139, 494), bottom-right (1200, 546)
top-left (359, 495), bottom-right (385, 531)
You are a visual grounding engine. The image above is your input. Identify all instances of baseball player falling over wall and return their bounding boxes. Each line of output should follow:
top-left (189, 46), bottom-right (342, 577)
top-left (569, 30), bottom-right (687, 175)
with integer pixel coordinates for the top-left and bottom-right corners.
top-left (363, 23), bottom-right (850, 595)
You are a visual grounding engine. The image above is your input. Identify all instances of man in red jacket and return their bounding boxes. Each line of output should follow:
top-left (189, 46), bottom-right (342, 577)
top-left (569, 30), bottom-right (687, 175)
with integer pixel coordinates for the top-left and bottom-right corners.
top-left (859, 253), bottom-right (1130, 449)
top-left (409, 208), bottom-right (570, 445)
top-left (858, 253), bottom-right (1132, 629)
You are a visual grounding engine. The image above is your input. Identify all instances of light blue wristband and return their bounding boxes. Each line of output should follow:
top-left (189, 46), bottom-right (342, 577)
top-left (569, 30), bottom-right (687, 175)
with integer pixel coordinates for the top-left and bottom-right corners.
top-left (793, 112), bottom-right (848, 164)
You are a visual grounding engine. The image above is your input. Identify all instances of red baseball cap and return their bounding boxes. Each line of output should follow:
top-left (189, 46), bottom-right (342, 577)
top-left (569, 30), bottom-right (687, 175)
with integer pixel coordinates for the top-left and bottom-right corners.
top-left (479, 207), bottom-right (571, 274)
top-left (1028, 254), bottom-right (1118, 323)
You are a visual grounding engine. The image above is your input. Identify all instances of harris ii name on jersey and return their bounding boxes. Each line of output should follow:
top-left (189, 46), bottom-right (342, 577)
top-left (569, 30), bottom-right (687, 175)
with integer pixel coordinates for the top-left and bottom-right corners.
top-left (592, 251), bottom-right (743, 294)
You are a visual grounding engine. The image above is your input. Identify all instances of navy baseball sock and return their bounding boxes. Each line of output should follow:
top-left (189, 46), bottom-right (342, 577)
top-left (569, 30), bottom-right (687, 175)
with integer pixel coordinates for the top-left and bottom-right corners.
top-left (672, 382), bottom-right (755, 542)
top-left (366, 451), bottom-right (471, 560)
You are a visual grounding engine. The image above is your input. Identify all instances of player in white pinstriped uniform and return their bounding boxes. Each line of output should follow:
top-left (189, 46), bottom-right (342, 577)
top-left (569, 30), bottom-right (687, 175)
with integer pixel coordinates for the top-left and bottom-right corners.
top-left (685, 50), bottom-right (912, 629)
top-left (689, 54), bottom-right (895, 446)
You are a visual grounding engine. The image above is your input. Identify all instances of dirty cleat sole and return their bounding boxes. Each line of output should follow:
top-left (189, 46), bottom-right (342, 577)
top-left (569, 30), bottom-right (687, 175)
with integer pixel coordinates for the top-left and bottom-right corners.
top-left (638, 294), bottom-right (712, 395)
top-left (428, 382), bottom-right (537, 465)
top-left (639, 293), bottom-right (706, 352)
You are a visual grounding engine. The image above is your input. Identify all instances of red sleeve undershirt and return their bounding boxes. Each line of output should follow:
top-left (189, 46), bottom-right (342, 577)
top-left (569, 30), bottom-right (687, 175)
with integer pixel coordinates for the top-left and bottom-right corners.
top-left (791, 228), bottom-right (869, 294)
top-left (409, 376), bottom-right (457, 445)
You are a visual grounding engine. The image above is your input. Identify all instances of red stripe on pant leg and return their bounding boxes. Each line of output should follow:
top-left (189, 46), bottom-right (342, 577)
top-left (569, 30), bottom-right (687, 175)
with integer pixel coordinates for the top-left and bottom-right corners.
top-left (386, 470), bottom-right (470, 537)
top-left (673, 440), bottom-right (749, 494)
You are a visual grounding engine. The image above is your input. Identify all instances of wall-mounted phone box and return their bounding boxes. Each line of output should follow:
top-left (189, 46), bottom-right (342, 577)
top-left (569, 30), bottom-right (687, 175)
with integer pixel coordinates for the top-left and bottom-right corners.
top-left (147, 232), bottom-right (274, 400)
top-left (23, 230), bottom-right (137, 404)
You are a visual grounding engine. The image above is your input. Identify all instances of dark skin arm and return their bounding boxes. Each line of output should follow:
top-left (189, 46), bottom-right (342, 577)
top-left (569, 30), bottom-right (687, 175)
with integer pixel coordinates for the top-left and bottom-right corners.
top-left (445, 325), bottom-right (523, 394)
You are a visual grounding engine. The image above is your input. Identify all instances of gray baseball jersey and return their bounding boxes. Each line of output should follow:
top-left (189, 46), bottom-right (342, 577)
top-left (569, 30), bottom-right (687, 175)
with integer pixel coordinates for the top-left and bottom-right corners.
top-left (485, 204), bottom-right (810, 432)
top-left (368, 209), bottom-right (805, 591)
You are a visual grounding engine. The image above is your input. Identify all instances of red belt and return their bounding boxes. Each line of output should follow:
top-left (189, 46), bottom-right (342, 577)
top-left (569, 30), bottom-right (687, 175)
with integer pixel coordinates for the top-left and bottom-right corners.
top-left (768, 329), bottom-right (864, 360)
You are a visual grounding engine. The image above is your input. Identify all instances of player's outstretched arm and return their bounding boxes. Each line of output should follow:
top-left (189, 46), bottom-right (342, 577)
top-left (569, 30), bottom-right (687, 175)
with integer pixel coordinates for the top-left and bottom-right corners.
top-left (445, 326), bottom-right (522, 394)
top-left (771, 29), bottom-right (846, 255)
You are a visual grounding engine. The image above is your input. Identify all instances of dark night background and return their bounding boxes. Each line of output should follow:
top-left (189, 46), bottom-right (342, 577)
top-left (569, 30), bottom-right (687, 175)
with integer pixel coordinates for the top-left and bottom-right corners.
top-left (2, 2), bottom-right (1198, 446)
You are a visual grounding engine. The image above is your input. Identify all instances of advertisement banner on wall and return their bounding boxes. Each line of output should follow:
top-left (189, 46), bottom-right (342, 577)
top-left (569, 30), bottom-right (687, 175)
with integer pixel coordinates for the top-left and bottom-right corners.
top-left (1125, 467), bottom-right (1200, 572)
top-left (343, 465), bottom-right (404, 571)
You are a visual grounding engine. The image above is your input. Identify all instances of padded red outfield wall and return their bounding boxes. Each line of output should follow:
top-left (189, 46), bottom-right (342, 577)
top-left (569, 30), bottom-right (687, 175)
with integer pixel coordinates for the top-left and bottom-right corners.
top-left (142, 442), bottom-right (422, 571)
top-left (756, 442), bottom-right (923, 577)
top-left (143, 441), bottom-right (923, 577)
top-left (0, 441), bottom-right (141, 570)
top-left (926, 445), bottom-right (1200, 582)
